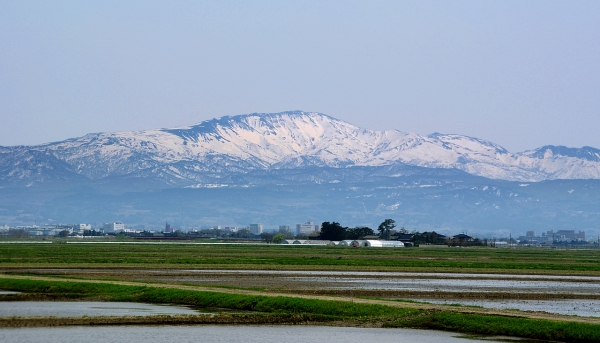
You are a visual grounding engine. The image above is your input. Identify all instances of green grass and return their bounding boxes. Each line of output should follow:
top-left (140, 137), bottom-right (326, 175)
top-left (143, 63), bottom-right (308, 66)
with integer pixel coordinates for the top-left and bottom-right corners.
top-left (2, 243), bottom-right (600, 273)
top-left (0, 278), bottom-right (417, 319)
top-left (390, 311), bottom-right (600, 342)
top-left (1, 277), bottom-right (599, 342)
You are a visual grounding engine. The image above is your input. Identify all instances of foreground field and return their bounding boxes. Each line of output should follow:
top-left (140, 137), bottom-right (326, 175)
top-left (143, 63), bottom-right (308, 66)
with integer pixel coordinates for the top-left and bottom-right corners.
top-left (2, 243), bottom-right (600, 274)
top-left (2, 243), bottom-right (600, 342)
top-left (1, 275), bottom-right (600, 342)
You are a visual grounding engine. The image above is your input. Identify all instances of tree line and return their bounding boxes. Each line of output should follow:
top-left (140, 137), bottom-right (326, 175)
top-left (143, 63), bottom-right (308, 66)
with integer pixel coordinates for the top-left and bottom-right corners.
top-left (317, 219), bottom-right (397, 241)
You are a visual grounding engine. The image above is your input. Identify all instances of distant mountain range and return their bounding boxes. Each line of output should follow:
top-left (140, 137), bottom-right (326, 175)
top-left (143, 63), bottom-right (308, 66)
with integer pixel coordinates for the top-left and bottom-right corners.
top-left (1, 111), bottom-right (599, 234)
top-left (1, 111), bottom-right (600, 187)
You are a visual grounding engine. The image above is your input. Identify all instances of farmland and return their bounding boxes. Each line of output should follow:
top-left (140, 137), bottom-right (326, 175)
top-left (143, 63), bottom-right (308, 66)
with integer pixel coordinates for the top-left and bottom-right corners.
top-left (1, 242), bottom-right (600, 274)
top-left (2, 242), bottom-right (600, 342)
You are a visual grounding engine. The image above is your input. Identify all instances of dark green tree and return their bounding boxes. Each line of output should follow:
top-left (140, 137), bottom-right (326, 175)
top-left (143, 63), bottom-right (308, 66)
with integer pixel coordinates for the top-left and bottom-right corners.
top-left (272, 233), bottom-right (286, 244)
top-left (346, 226), bottom-right (374, 240)
top-left (235, 229), bottom-right (251, 238)
top-left (318, 222), bottom-right (347, 241)
top-left (413, 231), bottom-right (444, 245)
top-left (378, 219), bottom-right (396, 240)
top-left (260, 232), bottom-right (275, 243)
top-left (277, 227), bottom-right (294, 239)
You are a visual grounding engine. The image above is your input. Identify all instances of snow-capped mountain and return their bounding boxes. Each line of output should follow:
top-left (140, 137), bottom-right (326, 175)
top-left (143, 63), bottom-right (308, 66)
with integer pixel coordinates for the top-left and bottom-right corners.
top-left (2, 111), bottom-right (600, 185)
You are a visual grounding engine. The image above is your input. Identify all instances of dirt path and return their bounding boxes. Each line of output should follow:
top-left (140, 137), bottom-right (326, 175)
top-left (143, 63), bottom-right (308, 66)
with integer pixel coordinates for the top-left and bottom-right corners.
top-left (2, 273), bottom-right (600, 325)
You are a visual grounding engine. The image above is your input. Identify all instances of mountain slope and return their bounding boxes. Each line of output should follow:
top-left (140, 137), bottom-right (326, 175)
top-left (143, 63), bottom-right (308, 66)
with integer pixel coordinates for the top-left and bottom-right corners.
top-left (1, 111), bottom-right (600, 185)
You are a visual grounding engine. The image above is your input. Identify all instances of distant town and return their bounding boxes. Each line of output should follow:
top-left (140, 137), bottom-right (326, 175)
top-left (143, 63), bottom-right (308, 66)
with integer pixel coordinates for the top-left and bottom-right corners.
top-left (0, 220), bottom-right (595, 248)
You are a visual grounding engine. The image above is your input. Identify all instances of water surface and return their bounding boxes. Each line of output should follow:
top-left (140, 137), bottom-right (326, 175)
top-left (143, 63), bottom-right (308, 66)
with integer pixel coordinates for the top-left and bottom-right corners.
top-left (0, 290), bottom-right (20, 295)
top-left (0, 325), bottom-right (519, 343)
top-left (287, 276), bottom-right (600, 294)
top-left (23, 268), bottom-right (600, 295)
top-left (415, 298), bottom-right (600, 317)
top-left (0, 301), bottom-right (200, 318)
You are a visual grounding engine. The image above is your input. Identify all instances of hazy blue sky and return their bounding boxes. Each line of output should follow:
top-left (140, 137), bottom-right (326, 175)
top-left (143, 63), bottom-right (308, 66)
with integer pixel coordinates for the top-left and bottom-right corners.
top-left (1, 1), bottom-right (599, 152)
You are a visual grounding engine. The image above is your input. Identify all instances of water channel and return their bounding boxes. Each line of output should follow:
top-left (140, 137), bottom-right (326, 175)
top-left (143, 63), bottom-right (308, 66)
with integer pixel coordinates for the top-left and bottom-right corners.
top-left (0, 325), bottom-right (525, 343)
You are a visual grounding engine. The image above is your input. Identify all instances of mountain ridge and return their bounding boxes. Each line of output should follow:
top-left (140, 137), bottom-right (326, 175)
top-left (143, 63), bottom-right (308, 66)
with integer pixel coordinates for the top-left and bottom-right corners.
top-left (1, 111), bottom-right (600, 186)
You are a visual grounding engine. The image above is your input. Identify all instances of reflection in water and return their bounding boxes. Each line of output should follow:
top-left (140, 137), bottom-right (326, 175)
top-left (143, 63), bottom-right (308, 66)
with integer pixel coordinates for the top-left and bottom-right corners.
top-left (180, 270), bottom-right (600, 281)
top-left (0, 302), bottom-right (200, 318)
top-left (0, 290), bottom-right (20, 295)
top-left (413, 298), bottom-right (600, 317)
top-left (286, 276), bottom-right (600, 294)
top-left (0, 325), bottom-right (511, 343)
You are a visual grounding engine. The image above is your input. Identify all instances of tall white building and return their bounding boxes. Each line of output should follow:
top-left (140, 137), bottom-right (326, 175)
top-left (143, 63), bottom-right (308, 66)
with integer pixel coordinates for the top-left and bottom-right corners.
top-left (296, 221), bottom-right (315, 236)
top-left (103, 222), bottom-right (125, 233)
top-left (78, 224), bottom-right (91, 233)
top-left (248, 223), bottom-right (263, 235)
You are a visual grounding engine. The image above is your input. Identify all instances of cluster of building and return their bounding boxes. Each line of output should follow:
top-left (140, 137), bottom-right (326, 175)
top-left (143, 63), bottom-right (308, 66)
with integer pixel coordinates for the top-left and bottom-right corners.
top-left (0, 220), bottom-right (321, 238)
top-left (0, 221), bottom-right (593, 248)
top-left (515, 230), bottom-right (587, 245)
top-left (0, 222), bottom-right (129, 237)
top-left (203, 221), bottom-right (321, 236)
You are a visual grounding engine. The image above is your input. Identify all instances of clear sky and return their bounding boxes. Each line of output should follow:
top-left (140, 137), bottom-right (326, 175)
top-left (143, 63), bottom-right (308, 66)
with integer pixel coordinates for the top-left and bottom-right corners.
top-left (1, 1), bottom-right (599, 152)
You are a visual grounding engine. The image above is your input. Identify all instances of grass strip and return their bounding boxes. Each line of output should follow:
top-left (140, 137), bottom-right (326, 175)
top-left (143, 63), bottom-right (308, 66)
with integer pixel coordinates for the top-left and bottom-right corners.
top-left (390, 311), bottom-right (600, 342)
top-left (1, 278), bottom-right (600, 342)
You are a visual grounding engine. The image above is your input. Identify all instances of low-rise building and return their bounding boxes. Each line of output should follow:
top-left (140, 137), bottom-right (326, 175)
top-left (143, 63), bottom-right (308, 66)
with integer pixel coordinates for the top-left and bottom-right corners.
top-left (103, 222), bottom-right (125, 233)
top-left (296, 221), bottom-right (315, 236)
top-left (78, 224), bottom-right (91, 233)
top-left (544, 230), bottom-right (586, 242)
top-left (248, 223), bottom-right (263, 235)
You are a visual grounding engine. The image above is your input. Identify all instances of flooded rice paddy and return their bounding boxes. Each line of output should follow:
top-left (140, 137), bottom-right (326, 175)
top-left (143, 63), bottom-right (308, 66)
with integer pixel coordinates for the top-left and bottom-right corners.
top-left (412, 298), bottom-right (600, 317)
top-left (284, 275), bottom-right (600, 293)
top-left (12, 269), bottom-right (600, 293)
top-left (4, 268), bottom-right (600, 318)
top-left (0, 302), bottom-right (200, 318)
top-left (0, 325), bottom-right (524, 343)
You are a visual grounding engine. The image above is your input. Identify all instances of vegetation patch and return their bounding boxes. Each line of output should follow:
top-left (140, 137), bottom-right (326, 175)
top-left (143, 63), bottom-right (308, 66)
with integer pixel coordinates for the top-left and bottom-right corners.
top-left (389, 311), bottom-right (600, 343)
top-left (0, 278), bottom-right (417, 321)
